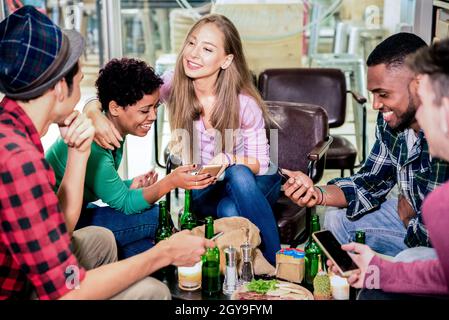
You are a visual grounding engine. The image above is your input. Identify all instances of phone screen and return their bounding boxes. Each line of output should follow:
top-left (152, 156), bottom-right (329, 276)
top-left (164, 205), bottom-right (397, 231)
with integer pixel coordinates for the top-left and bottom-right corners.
top-left (313, 230), bottom-right (358, 273)
top-left (198, 165), bottom-right (223, 177)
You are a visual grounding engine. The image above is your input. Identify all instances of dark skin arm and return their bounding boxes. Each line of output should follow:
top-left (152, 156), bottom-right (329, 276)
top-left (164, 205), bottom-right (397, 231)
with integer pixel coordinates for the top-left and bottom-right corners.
top-left (397, 194), bottom-right (417, 227)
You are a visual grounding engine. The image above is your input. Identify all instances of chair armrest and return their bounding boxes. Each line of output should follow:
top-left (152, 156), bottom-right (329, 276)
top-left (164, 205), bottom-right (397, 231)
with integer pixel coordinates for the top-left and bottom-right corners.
top-left (347, 90), bottom-right (367, 105)
top-left (348, 90), bottom-right (368, 166)
top-left (308, 136), bottom-right (333, 161)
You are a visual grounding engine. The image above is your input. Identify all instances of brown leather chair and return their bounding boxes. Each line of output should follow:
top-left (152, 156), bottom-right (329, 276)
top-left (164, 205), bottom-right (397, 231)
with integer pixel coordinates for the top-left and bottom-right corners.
top-left (266, 101), bottom-right (332, 246)
top-left (259, 68), bottom-right (367, 177)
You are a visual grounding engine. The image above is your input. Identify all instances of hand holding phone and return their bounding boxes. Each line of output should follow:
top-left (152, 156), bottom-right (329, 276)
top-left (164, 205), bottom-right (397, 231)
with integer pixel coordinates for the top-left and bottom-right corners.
top-left (312, 230), bottom-right (359, 277)
top-left (279, 168), bottom-right (320, 206)
top-left (193, 164), bottom-right (226, 178)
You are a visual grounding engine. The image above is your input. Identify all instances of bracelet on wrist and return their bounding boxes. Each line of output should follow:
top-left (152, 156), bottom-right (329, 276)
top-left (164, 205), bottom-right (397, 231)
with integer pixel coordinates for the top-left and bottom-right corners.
top-left (315, 186), bottom-right (326, 206)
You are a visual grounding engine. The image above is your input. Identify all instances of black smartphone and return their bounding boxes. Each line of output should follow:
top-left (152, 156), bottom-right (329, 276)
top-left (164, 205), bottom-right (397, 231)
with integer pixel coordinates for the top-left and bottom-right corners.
top-left (312, 230), bottom-right (359, 277)
top-left (277, 167), bottom-right (289, 185)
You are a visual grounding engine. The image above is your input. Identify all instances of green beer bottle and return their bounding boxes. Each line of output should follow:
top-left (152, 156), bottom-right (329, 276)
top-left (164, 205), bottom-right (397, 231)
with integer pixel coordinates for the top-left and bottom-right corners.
top-left (351, 230), bottom-right (366, 300)
top-left (155, 201), bottom-right (172, 243)
top-left (355, 230), bottom-right (366, 244)
top-left (154, 201), bottom-right (174, 278)
top-left (179, 190), bottom-right (197, 230)
top-left (304, 214), bottom-right (322, 286)
top-left (202, 216), bottom-right (221, 296)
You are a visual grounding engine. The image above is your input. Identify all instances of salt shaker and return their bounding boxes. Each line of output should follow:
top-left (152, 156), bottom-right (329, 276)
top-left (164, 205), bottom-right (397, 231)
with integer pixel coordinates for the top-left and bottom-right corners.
top-left (223, 246), bottom-right (238, 295)
top-left (240, 243), bottom-right (254, 284)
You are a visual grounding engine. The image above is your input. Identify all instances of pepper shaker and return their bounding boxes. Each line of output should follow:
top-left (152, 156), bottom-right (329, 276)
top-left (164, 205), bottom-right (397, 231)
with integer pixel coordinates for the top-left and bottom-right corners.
top-left (240, 243), bottom-right (254, 284)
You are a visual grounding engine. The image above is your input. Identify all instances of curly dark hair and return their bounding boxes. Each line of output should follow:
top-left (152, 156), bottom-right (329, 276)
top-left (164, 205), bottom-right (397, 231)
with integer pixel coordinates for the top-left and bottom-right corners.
top-left (95, 58), bottom-right (163, 112)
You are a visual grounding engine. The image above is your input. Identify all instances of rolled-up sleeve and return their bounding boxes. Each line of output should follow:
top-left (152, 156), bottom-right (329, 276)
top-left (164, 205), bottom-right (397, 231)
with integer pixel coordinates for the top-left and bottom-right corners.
top-left (328, 124), bottom-right (396, 219)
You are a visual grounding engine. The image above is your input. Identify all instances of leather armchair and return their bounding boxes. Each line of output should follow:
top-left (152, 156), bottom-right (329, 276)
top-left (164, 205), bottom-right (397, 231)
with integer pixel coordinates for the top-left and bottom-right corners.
top-left (266, 101), bottom-right (332, 246)
top-left (259, 68), bottom-right (367, 177)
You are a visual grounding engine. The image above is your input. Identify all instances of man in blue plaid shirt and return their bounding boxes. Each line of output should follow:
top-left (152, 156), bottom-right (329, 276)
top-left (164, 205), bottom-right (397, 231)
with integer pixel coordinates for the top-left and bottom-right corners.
top-left (282, 33), bottom-right (449, 258)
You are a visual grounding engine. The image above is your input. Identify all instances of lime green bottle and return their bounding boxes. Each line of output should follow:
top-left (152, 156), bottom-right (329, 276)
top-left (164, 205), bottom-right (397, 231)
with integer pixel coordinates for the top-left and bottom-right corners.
top-left (179, 190), bottom-right (197, 230)
top-left (201, 216), bottom-right (221, 296)
top-left (155, 201), bottom-right (172, 243)
top-left (355, 230), bottom-right (366, 244)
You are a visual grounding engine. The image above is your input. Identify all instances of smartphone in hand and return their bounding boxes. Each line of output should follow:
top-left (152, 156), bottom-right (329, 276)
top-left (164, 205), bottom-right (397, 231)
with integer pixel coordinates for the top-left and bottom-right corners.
top-left (192, 164), bottom-right (226, 178)
top-left (312, 230), bottom-right (359, 277)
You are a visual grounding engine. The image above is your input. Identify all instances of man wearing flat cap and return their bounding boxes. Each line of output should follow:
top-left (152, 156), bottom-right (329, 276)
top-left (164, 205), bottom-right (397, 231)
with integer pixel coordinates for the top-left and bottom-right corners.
top-left (0, 6), bottom-right (213, 300)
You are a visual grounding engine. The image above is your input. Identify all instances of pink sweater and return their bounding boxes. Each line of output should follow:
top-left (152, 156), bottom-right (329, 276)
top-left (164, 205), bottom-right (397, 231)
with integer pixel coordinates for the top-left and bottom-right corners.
top-left (161, 72), bottom-right (270, 175)
top-left (367, 181), bottom-right (449, 296)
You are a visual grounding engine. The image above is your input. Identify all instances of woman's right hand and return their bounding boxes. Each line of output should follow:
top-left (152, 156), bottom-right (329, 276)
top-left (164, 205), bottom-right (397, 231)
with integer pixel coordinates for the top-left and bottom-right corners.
top-left (84, 99), bottom-right (122, 150)
top-left (167, 164), bottom-right (216, 190)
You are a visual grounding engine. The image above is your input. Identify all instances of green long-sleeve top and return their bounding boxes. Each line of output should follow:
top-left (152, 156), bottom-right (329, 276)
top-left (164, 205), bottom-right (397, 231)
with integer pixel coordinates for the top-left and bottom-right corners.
top-left (45, 137), bottom-right (149, 215)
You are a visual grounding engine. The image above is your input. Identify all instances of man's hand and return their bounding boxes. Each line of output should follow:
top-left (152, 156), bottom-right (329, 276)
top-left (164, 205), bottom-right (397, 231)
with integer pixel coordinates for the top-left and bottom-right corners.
top-left (398, 194), bottom-right (417, 227)
top-left (59, 111), bottom-right (95, 153)
top-left (159, 230), bottom-right (215, 267)
top-left (282, 168), bottom-right (320, 207)
top-left (167, 164), bottom-right (216, 190)
top-left (130, 169), bottom-right (158, 189)
top-left (326, 242), bottom-right (375, 289)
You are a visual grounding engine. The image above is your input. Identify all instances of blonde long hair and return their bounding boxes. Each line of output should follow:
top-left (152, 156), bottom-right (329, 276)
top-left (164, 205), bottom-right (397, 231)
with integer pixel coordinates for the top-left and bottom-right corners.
top-left (167, 14), bottom-right (271, 163)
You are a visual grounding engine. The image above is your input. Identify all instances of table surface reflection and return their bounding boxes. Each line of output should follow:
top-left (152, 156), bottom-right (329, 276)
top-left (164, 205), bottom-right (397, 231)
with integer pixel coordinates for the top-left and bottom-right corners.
top-left (154, 266), bottom-right (231, 301)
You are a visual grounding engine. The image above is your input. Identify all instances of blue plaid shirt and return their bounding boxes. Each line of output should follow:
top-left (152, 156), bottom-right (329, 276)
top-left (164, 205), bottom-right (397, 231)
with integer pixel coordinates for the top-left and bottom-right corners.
top-left (329, 113), bottom-right (449, 248)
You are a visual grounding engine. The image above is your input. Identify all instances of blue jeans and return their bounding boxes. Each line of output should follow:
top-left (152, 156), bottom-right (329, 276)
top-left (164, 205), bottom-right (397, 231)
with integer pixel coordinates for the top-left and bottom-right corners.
top-left (324, 198), bottom-right (408, 257)
top-left (76, 204), bottom-right (159, 259)
top-left (192, 165), bottom-right (282, 265)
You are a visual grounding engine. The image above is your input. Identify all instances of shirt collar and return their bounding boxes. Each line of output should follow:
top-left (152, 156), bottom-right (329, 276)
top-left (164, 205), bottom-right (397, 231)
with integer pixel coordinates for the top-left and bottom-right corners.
top-left (0, 97), bottom-right (44, 154)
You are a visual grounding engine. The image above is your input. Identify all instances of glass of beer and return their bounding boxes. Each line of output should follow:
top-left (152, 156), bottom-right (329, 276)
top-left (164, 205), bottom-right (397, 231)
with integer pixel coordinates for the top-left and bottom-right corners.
top-left (178, 261), bottom-right (202, 291)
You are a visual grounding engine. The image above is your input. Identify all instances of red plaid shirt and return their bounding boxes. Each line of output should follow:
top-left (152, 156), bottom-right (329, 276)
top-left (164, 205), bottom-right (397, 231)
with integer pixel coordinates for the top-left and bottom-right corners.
top-left (0, 98), bottom-right (85, 299)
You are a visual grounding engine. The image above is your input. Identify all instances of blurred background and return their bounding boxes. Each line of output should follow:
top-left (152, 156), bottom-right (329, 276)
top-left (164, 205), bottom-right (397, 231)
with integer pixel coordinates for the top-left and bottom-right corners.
top-left (0, 0), bottom-right (444, 183)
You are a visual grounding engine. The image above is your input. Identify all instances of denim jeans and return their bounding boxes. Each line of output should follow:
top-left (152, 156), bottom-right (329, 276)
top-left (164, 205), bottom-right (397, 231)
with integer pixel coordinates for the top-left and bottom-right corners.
top-left (324, 198), bottom-right (408, 257)
top-left (76, 203), bottom-right (159, 259)
top-left (192, 164), bottom-right (282, 265)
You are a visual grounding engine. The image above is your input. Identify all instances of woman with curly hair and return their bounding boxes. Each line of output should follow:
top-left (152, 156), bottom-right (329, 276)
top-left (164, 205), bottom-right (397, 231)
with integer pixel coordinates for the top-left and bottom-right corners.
top-left (46, 58), bottom-right (215, 259)
top-left (85, 15), bottom-right (282, 265)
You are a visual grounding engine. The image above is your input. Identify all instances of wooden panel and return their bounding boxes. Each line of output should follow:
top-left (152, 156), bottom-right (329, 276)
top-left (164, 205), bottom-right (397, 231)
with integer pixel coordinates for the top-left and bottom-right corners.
top-left (340, 0), bottom-right (384, 21)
